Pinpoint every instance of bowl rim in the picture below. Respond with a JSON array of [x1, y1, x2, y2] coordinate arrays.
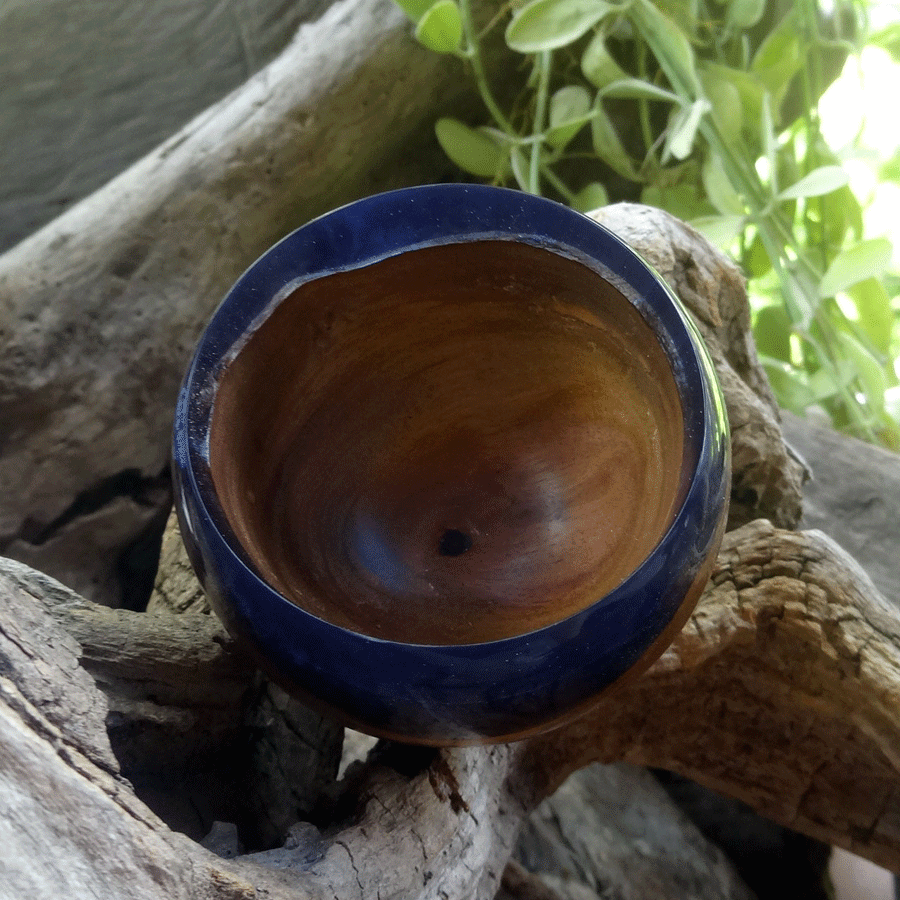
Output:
[[174, 182, 727, 651]]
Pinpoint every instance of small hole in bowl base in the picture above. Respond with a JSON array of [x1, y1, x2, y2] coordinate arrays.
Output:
[[438, 529, 472, 557]]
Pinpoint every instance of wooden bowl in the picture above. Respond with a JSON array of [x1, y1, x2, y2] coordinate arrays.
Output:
[[173, 185, 730, 744]]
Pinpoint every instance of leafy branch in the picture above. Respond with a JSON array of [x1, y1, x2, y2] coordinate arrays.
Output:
[[394, 0, 900, 448]]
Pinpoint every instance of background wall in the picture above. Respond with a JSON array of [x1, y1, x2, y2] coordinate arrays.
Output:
[[0, 0, 333, 252]]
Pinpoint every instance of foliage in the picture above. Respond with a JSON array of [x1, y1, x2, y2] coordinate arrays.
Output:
[[393, 0, 900, 449]]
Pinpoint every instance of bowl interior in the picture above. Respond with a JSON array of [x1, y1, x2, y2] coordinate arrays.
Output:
[[208, 239, 686, 645]]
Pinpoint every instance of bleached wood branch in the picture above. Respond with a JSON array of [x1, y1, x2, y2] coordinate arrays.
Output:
[[3, 515, 898, 900]]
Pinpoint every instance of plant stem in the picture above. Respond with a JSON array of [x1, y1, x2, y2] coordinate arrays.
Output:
[[636, 42, 657, 172], [540, 164, 576, 203], [458, 0, 513, 133], [802, 0, 838, 280], [530, 50, 552, 195]]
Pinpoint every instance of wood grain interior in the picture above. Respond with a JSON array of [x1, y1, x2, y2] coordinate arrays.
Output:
[[209, 240, 685, 644]]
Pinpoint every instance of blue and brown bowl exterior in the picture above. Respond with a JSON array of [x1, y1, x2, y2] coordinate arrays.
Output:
[[172, 184, 730, 745]]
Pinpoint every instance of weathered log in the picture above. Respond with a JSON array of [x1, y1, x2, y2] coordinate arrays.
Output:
[[3, 513, 898, 899], [0, 565, 524, 898], [782, 409, 900, 610], [521, 521, 900, 871], [588, 206, 804, 531], [150, 512, 212, 614], [6, 558, 343, 847], [0, 0, 480, 602], [510, 763, 756, 900]]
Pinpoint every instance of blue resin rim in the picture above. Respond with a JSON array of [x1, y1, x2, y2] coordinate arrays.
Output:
[[173, 184, 730, 741]]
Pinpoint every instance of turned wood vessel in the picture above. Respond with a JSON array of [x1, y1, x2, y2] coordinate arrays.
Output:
[[173, 185, 730, 744], [211, 240, 685, 645]]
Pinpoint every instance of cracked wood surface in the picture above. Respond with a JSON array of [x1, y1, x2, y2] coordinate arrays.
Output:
[[7, 559, 344, 849], [520, 521, 900, 871], [1, 561, 524, 899], [2, 515, 898, 899]]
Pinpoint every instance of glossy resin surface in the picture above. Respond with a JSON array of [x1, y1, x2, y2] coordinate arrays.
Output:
[[173, 184, 730, 744]]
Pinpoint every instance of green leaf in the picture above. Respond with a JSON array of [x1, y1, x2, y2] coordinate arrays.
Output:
[[836, 330, 888, 415], [393, 0, 436, 22], [550, 85, 592, 123], [505, 0, 614, 53], [509, 147, 529, 191], [784, 267, 818, 329], [807, 360, 855, 402], [629, 0, 702, 98], [663, 98, 710, 161], [598, 78, 678, 102], [760, 92, 777, 190], [760, 358, 815, 414], [819, 238, 895, 298], [699, 70, 742, 144], [641, 183, 714, 222], [415, 0, 462, 53], [885, 389, 900, 434], [745, 231, 772, 278], [435, 118, 505, 178], [822, 185, 865, 249], [572, 182, 609, 212], [753, 304, 793, 362], [847, 277, 895, 353], [591, 99, 638, 180], [778, 165, 849, 201], [546, 85, 592, 148], [751, 11, 802, 112], [725, 0, 765, 30], [581, 30, 627, 88], [877, 408, 900, 453], [870, 22, 900, 63], [879, 149, 900, 183], [700, 62, 764, 134], [702, 154, 744, 215], [691, 214, 744, 248]]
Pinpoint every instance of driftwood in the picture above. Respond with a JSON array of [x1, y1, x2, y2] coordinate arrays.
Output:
[[3, 515, 899, 898], [782, 409, 900, 609], [1, 0, 899, 896], [0, 0, 480, 603], [3, 197, 899, 894], [508, 763, 757, 900]]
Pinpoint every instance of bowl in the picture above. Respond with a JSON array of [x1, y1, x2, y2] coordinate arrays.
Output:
[[172, 184, 730, 745]]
